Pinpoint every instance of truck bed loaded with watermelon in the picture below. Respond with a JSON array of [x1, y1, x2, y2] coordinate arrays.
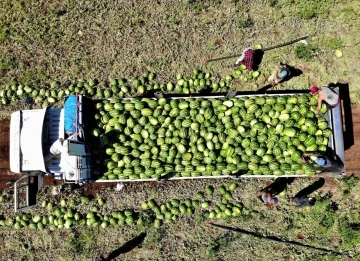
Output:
[[9, 87, 345, 211]]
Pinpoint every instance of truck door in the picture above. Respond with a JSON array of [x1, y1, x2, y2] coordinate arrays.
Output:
[[13, 172, 43, 212]]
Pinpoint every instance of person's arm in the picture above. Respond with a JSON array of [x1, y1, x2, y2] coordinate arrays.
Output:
[[235, 56, 244, 65], [304, 152, 323, 157], [304, 160, 322, 170], [235, 48, 253, 65], [316, 93, 326, 111], [299, 157, 322, 171]]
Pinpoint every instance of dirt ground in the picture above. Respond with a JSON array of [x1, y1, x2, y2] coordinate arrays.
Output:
[[344, 105, 360, 173], [0, 105, 359, 191]]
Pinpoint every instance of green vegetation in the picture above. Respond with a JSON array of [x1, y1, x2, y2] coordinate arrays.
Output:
[[294, 44, 314, 61], [296, 3, 316, 20], [325, 37, 344, 50], [342, 175, 359, 191], [237, 16, 253, 28], [339, 223, 360, 248]]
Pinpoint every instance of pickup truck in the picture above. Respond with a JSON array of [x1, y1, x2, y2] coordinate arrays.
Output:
[[9, 91, 345, 211]]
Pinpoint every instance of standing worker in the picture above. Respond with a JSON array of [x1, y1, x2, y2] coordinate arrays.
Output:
[[264, 62, 291, 86], [309, 85, 340, 111], [299, 152, 344, 176], [235, 47, 256, 71]]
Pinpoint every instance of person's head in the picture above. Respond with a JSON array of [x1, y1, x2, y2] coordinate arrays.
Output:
[[278, 69, 288, 79], [308, 198, 316, 206], [314, 157, 327, 166], [310, 86, 320, 95]]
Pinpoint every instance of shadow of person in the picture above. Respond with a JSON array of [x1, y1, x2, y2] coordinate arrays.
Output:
[[281, 63, 303, 83], [97, 232, 147, 261], [260, 177, 291, 196], [326, 147, 345, 168], [256, 84, 273, 94], [157, 171, 177, 181], [253, 49, 264, 71], [293, 178, 325, 199], [256, 64, 303, 94]]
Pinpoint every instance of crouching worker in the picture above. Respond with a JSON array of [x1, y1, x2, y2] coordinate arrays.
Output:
[[256, 178, 289, 207], [264, 63, 291, 87], [258, 191, 279, 207], [299, 152, 344, 176], [235, 47, 256, 71], [310, 85, 340, 112]]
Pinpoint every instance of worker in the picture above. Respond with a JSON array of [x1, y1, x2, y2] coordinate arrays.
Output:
[[235, 47, 255, 71], [264, 63, 291, 86], [309, 85, 340, 111], [291, 196, 316, 208], [299, 152, 344, 175], [257, 178, 289, 207], [259, 191, 279, 207]]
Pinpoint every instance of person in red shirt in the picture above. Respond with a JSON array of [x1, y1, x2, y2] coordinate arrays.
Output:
[[235, 47, 255, 71]]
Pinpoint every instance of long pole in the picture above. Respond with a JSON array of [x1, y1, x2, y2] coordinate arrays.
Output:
[[207, 222, 347, 257], [205, 35, 313, 63]]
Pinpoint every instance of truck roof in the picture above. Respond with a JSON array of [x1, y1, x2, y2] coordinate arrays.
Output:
[[10, 109, 48, 174]]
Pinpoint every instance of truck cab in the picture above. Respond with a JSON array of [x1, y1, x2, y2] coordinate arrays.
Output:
[[10, 95, 93, 211]]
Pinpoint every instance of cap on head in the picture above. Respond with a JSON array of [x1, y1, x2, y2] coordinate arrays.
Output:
[[315, 157, 326, 166], [279, 69, 288, 78], [310, 86, 319, 94]]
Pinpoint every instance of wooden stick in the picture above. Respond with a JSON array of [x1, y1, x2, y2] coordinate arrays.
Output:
[[205, 35, 313, 63]]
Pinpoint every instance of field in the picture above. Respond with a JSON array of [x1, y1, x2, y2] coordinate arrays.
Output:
[[1, 0, 360, 260]]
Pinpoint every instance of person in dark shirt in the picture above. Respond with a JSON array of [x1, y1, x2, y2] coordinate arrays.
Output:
[[299, 152, 344, 176], [291, 196, 316, 208], [235, 47, 255, 71]]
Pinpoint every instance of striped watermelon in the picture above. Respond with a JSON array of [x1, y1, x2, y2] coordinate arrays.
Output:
[[124, 103, 135, 111], [283, 128, 297, 137], [304, 136, 316, 147]]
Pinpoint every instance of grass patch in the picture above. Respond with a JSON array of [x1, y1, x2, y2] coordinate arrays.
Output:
[[339, 223, 360, 248], [325, 37, 344, 49], [0, 57, 12, 77], [342, 175, 359, 191], [295, 0, 337, 19], [294, 44, 315, 61], [296, 3, 316, 19], [341, 175, 359, 199], [66, 230, 97, 259], [237, 16, 253, 28]]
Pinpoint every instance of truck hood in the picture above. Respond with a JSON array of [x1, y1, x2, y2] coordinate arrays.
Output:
[[10, 109, 47, 174]]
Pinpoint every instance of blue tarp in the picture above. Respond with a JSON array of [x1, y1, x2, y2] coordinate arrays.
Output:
[[64, 96, 77, 134]]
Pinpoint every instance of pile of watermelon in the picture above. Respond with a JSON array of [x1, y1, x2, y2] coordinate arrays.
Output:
[[0, 183, 246, 230], [94, 93, 331, 180], [0, 66, 259, 108]]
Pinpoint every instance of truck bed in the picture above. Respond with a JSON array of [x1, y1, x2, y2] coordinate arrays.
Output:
[[95, 92, 345, 183]]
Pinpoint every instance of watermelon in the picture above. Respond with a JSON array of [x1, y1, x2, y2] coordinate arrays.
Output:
[[283, 128, 297, 137]]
